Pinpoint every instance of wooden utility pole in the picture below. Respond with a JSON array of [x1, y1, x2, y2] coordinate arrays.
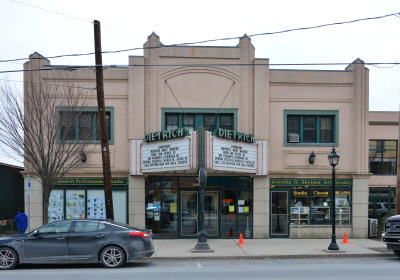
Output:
[[397, 108, 400, 215], [94, 20, 114, 220]]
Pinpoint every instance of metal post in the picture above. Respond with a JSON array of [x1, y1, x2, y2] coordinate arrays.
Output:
[[195, 168, 210, 250], [328, 165, 339, 250]]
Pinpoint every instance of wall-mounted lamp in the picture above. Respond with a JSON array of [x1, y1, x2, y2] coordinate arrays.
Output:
[[309, 151, 316, 165], [80, 151, 87, 163]]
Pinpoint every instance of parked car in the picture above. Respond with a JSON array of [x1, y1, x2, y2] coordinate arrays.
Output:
[[0, 219, 154, 270], [382, 214, 400, 257]]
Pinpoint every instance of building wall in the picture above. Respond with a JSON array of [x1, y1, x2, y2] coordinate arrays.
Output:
[[23, 34, 373, 238]]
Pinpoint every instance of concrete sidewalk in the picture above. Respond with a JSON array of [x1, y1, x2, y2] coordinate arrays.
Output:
[[151, 238, 393, 260]]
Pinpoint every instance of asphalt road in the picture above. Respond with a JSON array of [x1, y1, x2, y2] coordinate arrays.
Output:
[[2, 256, 400, 280]]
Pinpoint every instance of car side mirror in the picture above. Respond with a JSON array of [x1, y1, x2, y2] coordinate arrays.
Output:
[[31, 230, 39, 238]]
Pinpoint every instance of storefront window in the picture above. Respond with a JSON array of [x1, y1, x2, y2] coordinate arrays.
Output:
[[290, 189, 310, 225], [310, 188, 330, 225]]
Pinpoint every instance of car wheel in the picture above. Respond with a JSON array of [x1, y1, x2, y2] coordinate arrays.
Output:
[[100, 246, 126, 268], [393, 250, 400, 257], [0, 247, 18, 270]]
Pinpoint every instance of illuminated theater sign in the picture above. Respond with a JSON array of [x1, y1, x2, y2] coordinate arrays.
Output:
[[130, 128, 267, 175]]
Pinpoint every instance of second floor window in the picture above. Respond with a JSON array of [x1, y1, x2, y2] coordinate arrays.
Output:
[[369, 140, 397, 175], [165, 113, 234, 133], [58, 108, 113, 143], [285, 110, 337, 145]]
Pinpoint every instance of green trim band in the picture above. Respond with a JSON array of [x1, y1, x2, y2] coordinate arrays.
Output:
[[55, 177, 128, 186], [270, 178, 352, 187]]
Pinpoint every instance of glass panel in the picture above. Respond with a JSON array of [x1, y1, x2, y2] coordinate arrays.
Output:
[[73, 221, 100, 233], [303, 117, 316, 143], [310, 188, 330, 224], [59, 111, 76, 140], [66, 190, 85, 219], [237, 190, 253, 238], [166, 114, 179, 131], [48, 190, 64, 221], [95, 112, 111, 141], [336, 187, 351, 225], [221, 189, 236, 238], [271, 191, 288, 236], [183, 115, 195, 134], [204, 115, 217, 132], [87, 190, 106, 220], [320, 117, 333, 143], [160, 188, 178, 238], [112, 191, 127, 224], [181, 191, 198, 236], [220, 115, 233, 130], [287, 116, 300, 134], [38, 221, 72, 235], [290, 189, 310, 225], [369, 140, 397, 175], [204, 191, 218, 236], [79, 112, 94, 140]]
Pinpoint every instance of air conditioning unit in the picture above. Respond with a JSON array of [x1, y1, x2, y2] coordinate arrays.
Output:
[[288, 134, 300, 143], [368, 218, 378, 238]]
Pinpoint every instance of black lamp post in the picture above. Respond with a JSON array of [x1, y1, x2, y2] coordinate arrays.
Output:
[[328, 146, 340, 251], [194, 167, 210, 250]]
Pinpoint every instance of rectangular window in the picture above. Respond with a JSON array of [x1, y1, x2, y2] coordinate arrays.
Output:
[[369, 140, 397, 175], [183, 115, 195, 134], [166, 114, 179, 131], [58, 108, 113, 143], [204, 115, 217, 132], [285, 111, 337, 145]]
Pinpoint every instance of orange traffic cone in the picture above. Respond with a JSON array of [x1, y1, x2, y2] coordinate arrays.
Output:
[[238, 233, 244, 245], [342, 232, 348, 243]]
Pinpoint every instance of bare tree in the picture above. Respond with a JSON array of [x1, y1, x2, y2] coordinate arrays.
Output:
[[0, 75, 96, 223]]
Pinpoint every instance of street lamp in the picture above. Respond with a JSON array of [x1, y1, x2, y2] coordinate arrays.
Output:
[[328, 146, 340, 251]]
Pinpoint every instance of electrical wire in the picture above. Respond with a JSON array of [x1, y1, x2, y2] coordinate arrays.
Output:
[[0, 78, 97, 91], [9, 0, 93, 24], [0, 12, 398, 63]]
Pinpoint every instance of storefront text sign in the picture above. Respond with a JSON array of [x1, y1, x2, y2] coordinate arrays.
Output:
[[141, 138, 191, 172], [212, 138, 257, 173], [270, 178, 352, 187]]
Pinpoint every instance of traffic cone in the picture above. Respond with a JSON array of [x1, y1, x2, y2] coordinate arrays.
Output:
[[342, 232, 348, 243], [238, 233, 244, 245]]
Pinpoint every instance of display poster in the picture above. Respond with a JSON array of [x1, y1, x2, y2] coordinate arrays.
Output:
[[238, 200, 245, 206], [48, 190, 64, 221], [229, 205, 235, 213], [239, 207, 244, 213], [153, 201, 161, 211], [170, 203, 177, 213], [244, 206, 249, 213], [87, 197, 106, 219], [66, 190, 85, 219]]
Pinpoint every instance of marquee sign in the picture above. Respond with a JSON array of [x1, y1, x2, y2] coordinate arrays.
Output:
[[130, 129, 267, 175]]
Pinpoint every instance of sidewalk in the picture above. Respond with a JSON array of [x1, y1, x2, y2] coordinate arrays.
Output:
[[151, 238, 393, 260]]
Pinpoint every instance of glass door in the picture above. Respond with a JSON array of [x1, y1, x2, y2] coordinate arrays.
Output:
[[270, 191, 289, 238], [204, 191, 218, 236], [181, 191, 198, 236]]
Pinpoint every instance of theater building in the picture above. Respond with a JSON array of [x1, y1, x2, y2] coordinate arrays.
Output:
[[24, 33, 376, 238]]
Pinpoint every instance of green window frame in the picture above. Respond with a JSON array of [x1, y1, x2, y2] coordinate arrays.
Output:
[[369, 140, 397, 176], [56, 107, 114, 144], [162, 108, 238, 133], [284, 110, 339, 146]]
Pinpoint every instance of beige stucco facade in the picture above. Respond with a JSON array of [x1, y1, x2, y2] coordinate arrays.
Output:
[[23, 33, 393, 239]]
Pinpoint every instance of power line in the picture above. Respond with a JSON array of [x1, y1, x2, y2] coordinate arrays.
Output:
[[0, 78, 97, 91], [9, 0, 92, 24], [1, 61, 399, 74], [1, 12, 398, 64]]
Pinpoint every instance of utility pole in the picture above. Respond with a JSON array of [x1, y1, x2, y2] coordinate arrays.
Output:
[[397, 107, 400, 215], [94, 20, 114, 220]]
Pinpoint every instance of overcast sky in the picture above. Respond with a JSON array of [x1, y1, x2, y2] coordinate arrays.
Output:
[[1, 0, 399, 166]]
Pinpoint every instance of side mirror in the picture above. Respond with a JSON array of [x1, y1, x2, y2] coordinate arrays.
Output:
[[31, 230, 39, 238]]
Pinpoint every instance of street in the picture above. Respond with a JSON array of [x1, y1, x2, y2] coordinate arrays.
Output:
[[2, 256, 400, 280]]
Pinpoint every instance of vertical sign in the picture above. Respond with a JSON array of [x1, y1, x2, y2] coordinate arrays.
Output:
[[27, 175, 31, 231]]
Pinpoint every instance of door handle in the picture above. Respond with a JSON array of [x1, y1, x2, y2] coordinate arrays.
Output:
[[96, 234, 104, 238], [57, 237, 65, 240]]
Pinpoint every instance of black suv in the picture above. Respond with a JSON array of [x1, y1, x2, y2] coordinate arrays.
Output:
[[382, 215, 400, 257]]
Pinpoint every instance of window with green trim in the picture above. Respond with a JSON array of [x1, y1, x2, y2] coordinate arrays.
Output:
[[369, 140, 397, 175], [165, 113, 234, 133], [58, 108, 113, 143], [285, 111, 337, 145]]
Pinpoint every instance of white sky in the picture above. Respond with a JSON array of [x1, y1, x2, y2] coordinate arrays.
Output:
[[1, 0, 399, 166]]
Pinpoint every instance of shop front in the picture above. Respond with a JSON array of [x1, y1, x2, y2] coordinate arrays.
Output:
[[144, 176, 253, 238], [269, 178, 352, 238], [48, 177, 128, 224]]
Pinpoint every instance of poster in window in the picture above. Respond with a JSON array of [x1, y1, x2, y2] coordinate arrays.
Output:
[[48, 190, 64, 221], [66, 190, 85, 219]]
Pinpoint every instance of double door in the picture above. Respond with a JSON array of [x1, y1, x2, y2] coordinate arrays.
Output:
[[181, 191, 218, 237]]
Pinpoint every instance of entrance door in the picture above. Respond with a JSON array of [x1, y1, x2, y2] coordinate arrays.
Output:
[[204, 191, 218, 236], [181, 191, 198, 236], [270, 191, 289, 238]]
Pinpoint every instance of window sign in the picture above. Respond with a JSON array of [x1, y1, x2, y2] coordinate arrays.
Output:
[[87, 190, 106, 220], [48, 190, 64, 221], [66, 190, 85, 219]]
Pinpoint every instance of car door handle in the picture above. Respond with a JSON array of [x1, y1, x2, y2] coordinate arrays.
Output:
[[57, 237, 65, 240], [96, 234, 104, 238]]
